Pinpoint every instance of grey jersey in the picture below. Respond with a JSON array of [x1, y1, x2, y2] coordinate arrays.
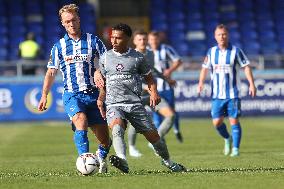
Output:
[[99, 48, 151, 105]]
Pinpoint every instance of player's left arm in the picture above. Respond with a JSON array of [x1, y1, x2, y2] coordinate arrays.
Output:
[[144, 73, 161, 107], [164, 45, 182, 77], [237, 48, 256, 97], [152, 67, 177, 87], [244, 65, 256, 97], [164, 59, 182, 77]]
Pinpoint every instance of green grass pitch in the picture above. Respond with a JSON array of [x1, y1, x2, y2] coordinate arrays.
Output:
[[0, 117, 283, 189]]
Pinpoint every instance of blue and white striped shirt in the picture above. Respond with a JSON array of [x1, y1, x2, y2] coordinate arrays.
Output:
[[202, 44, 250, 99], [149, 44, 181, 92], [47, 33, 106, 93]]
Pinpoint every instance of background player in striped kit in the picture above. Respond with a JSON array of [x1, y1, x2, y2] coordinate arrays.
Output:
[[147, 31, 184, 143], [198, 24, 256, 157], [37, 4, 111, 173], [127, 30, 177, 157], [96, 23, 187, 173]]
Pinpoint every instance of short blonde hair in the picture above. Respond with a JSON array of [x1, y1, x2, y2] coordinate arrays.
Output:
[[59, 4, 79, 20], [215, 24, 228, 32]]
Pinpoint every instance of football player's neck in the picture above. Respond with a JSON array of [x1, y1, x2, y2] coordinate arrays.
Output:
[[116, 46, 129, 54], [135, 47, 146, 53], [69, 31, 81, 41], [218, 43, 228, 51]]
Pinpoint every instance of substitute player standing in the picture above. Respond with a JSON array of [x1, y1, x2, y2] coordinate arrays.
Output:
[[198, 24, 256, 157], [127, 30, 177, 157], [37, 4, 111, 173], [96, 23, 187, 173], [148, 31, 184, 143]]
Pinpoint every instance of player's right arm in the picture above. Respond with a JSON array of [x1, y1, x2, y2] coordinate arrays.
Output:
[[38, 68, 57, 111], [38, 45, 59, 111], [198, 67, 208, 94], [152, 67, 176, 87], [244, 65, 256, 97], [144, 73, 161, 107], [198, 54, 210, 94]]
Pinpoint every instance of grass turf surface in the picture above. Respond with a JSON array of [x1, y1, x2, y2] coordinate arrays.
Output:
[[0, 117, 283, 189]]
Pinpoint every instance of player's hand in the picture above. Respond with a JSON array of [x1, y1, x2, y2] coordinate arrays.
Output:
[[38, 95, 47, 111], [97, 99, 106, 120], [167, 78, 177, 87], [150, 92, 161, 108], [94, 70, 105, 89], [249, 84, 257, 97], [197, 83, 203, 96], [163, 69, 172, 78]]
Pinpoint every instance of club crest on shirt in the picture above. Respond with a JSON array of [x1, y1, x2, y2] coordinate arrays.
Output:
[[116, 64, 124, 72]]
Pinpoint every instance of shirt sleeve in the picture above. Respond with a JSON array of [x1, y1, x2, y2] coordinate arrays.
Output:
[[47, 45, 59, 69], [236, 48, 250, 67], [165, 45, 181, 62], [99, 52, 107, 77], [92, 35, 107, 58]]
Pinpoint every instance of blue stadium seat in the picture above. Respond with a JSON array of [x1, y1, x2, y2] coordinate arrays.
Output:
[[150, 11, 167, 22], [150, 0, 167, 11], [260, 42, 279, 55], [186, 21, 203, 30], [167, 32, 186, 43], [0, 36, 8, 46], [25, 0, 42, 14], [186, 12, 202, 20], [0, 25, 7, 35], [148, 0, 284, 57], [170, 21, 186, 31], [186, 40, 207, 54], [151, 21, 168, 31], [167, 0, 185, 11], [0, 48, 8, 61], [27, 23, 43, 35], [243, 41, 260, 55], [167, 11, 185, 22], [172, 41, 190, 56], [237, 0, 253, 9]]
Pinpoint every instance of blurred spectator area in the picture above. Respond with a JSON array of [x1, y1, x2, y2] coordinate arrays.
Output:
[[0, 0, 96, 62], [150, 0, 284, 68], [0, 0, 284, 76]]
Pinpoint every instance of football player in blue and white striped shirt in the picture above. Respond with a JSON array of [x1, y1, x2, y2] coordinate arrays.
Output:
[[148, 31, 183, 143], [37, 4, 111, 173], [198, 24, 256, 157]]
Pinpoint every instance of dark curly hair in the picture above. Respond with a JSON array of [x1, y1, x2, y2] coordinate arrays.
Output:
[[112, 23, 132, 37]]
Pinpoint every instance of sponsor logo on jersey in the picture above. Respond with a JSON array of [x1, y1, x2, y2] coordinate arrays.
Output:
[[109, 74, 132, 80], [116, 64, 124, 71], [64, 54, 90, 63]]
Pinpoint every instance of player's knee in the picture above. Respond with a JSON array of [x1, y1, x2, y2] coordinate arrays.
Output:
[[213, 118, 224, 127], [229, 118, 239, 125], [72, 114, 88, 130], [112, 124, 125, 138]]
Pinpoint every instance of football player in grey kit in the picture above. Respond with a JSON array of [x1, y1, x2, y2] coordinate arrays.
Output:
[[96, 23, 187, 173]]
